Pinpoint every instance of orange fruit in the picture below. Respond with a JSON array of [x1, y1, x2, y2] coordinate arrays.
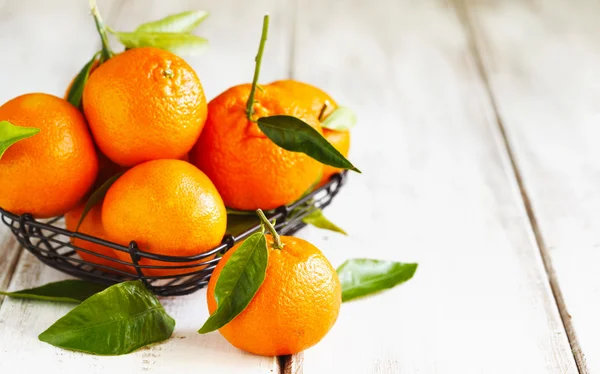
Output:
[[190, 83, 323, 210], [83, 47, 207, 167], [320, 129, 350, 185], [0, 93, 98, 218], [270, 80, 337, 119], [207, 235, 342, 356], [102, 159, 227, 277], [270, 80, 351, 185], [65, 203, 134, 275]]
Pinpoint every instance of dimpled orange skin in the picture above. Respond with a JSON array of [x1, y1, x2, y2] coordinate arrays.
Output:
[[190, 83, 323, 210], [269, 80, 351, 185], [102, 159, 227, 277], [0, 93, 98, 218], [83, 47, 207, 167], [207, 235, 342, 356], [65, 203, 134, 275]]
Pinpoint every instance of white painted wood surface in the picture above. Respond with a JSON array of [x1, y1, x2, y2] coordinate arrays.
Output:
[[0, 0, 595, 373], [465, 0, 600, 372], [291, 0, 577, 373]]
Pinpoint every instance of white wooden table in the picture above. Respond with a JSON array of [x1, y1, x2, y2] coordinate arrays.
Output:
[[0, 0, 598, 373]]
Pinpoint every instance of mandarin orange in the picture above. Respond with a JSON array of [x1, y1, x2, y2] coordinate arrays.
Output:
[[83, 47, 207, 167], [102, 159, 226, 276], [65, 203, 134, 274], [190, 83, 323, 210], [269, 80, 351, 186], [207, 234, 341, 356], [0, 93, 98, 218]]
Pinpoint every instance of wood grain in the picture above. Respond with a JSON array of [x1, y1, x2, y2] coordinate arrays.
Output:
[[0, 226, 22, 307], [463, 0, 600, 372], [289, 0, 578, 372]]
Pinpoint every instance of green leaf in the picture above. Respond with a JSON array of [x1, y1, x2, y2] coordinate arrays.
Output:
[[302, 209, 347, 235], [337, 259, 418, 302], [198, 232, 268, 333], [257, 115, 361, 173], [0, 280, 107, 303], [0, 121, 40, 159], [112, 31, 208, 56], [66, 52, 100, 109], [39, 280, 175, 355], [321, 106, 357, 131], [135, 10, 209, 33], [76, 172, 123, 231]]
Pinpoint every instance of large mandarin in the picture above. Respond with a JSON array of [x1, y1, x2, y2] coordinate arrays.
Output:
[[83, 47, 207, 167], [102, 159, 227, 277], [190, 83, 323, 210]]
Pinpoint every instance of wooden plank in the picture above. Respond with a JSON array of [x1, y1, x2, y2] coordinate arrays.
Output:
[[463, 0, 600, 372], [0, 226, 22, 306], [0, 0, 290, 372], [289, 0, 579, 372]]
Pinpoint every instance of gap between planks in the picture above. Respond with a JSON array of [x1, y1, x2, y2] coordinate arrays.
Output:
[[277, 0, 303, 371], [452, 1, 589, 373]]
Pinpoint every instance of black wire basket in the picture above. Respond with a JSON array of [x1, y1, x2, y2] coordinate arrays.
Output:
[[0, 172, 347, 296]]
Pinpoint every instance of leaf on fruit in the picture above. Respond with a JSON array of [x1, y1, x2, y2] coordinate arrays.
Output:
[[337, 259, 418, 302], [302, 209, 347, 235], [198, 232, 268, 334], [321, 106, 357, 131], [257, 115, 361, 173], [0, 121, 40, 159], [76, 172, 123, 231], [135, 10, 209, 33], [112, 31, 208, 56], [66, 52, 100, 109], [39, 280, 175, 355], [0, 280, 107, 303]]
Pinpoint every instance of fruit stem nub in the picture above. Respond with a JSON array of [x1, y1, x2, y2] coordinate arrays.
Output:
[[318, 102, 329, 121], [89, 0, 114, 62], [256, 209, 283, 250], [246, 14, 270, 122]]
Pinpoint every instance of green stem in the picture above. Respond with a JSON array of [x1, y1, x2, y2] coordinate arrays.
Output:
[[246, 15, 270, 121], [256, 209, 283, 250], [89, 0, 114, 62]]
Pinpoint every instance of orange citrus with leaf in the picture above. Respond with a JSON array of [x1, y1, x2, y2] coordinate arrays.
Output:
[[65, 203, 134, 274], [102, 159, 226, 276], [270, 80, 351, 185], [0, 93, 98, 218], [206, 225, 341, 356], [191, 83, 323, 210], [83, 47, 207, 167]]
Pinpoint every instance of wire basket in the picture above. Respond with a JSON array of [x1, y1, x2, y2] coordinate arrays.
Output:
[[0, 172, 347, 296]]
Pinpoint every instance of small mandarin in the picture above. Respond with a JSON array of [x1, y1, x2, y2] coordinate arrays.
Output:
[[65, 203, 134, 275], [270, 80, 351, 185], [0, 93, 98, 218]]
